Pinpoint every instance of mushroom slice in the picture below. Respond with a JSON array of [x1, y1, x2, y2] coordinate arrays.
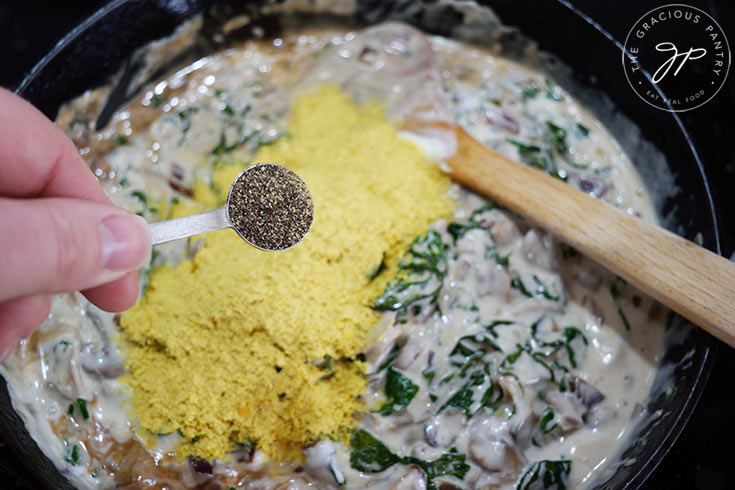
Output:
[[468, 416, 526, 475]]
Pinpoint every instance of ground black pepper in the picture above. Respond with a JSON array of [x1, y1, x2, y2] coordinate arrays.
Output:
[[227, 163, 313, 251]]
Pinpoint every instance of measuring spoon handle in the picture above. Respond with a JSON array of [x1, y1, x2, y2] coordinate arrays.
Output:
[[149, 207, 230, 245]]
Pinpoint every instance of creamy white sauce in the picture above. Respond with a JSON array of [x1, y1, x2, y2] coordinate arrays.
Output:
[[0, 21, 668, 490]]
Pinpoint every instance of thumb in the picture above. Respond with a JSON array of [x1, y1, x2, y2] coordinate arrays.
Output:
[[0, 197, 151, 302]]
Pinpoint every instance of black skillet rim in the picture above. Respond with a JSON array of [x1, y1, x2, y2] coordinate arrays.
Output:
[[5, 0, 722, 489]]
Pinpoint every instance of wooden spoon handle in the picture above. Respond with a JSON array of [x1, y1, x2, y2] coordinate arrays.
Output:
[[448, 127, 735, 346]]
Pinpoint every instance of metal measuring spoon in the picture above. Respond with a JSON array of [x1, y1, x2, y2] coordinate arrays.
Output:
[[149, 163, 313, 251]]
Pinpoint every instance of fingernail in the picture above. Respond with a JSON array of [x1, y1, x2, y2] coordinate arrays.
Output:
[[99, 214, 152, 271]]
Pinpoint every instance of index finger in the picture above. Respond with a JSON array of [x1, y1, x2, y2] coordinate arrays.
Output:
[[0, 88, 139, 311], [0, 88, 109, 203]]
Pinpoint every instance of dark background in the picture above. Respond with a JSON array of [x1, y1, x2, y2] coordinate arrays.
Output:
[[0, 1, 732, 488]]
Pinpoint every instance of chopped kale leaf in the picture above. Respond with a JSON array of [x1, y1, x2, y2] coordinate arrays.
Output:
[[349, 430, 470, 490], [75, 398, 90, 420], [506, 138, 567, 181], [539, 406, 558, 434], [373, 231, 447, 321], [367, 256, 387, 281], [376, 367, 419, 415], [576, 123, 590, 137], [545, 122, 568, 153], [516, 459, 571, 490], [64, 444, 80, 465], [349, 430, 401, 473]]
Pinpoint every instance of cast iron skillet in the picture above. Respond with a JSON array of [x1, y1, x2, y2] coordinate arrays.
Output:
[[1, 0, 722, 488]]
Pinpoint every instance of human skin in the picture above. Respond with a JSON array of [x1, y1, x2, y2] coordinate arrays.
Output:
[[0, 88, 151, 361]]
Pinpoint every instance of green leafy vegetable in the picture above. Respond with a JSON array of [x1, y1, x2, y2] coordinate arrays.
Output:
[[560, 327, 587, 369], [447, 204, 497, 241], [260, 112, 284, 123], [447, 205, 510, 268], [76, 398, 90, 420], [501, 316, 586, 387], [508, 118, 584, 178], [422, 367, 436, 384], [511, 276, 559, 301], [440, 382, 476, 416], [55, 340, 71, 353], [666, 386, 678, 400], [610, 276, 625, 300], [177, 106, 200, 140], [545, 79, 564, 101], [141, 249, 161, 296], [610, 276, 632, 331], [489, 249, 511, 267], [617, 306, 631, 331], [210, 128, 261, 155], [539, 406, 558, 434], [533, 275, 560, 301], [409, 448, 470, 488], [367, 256, 387, 281], [576, 123, 590, 137], [439, 334, 505, 417], [313, 354, 335, 378], [486, 319, 515, 337], [453, 332, 502, 356], [440, 370, 501, 417], [329, 458, 346, 486], [376, 367, 418, 415], [507, 139, 542, 156], [373, 231, 446, 321], [506, 139, 567, 181], [65, 444, 80, 465], [131, 190, 148, 206], [516, 80, 542, 99], [314, 354, 364, 381], [516, 460, 571, 490], [349, 430, 402, 473], [545, 122, 568, 153], [528, 317, 588, 374], [501, 344, 525, 369], [234, 438, 256, 452], [371, 341, 404, 374], [349, 430, 470, 490], [114, 134, 129, 145]]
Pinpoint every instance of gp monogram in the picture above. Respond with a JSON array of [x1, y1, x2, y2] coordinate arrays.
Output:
[[622, 4, 730, 112]]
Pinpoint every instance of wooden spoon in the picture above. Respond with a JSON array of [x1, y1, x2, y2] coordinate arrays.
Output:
[[308, 23, 735, 346], [448, 126, 735, 347]]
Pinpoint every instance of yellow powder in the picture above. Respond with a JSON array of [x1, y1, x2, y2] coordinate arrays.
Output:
[[119, 86, 453, 462]]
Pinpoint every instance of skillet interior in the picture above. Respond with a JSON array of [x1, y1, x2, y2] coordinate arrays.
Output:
[[3, 1, 721, 488]]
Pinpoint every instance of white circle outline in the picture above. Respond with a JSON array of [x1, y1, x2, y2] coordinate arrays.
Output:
[[621, 3, 731, 113]]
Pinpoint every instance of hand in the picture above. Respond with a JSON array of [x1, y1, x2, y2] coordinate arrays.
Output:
[[0, 88, 151, 361]]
